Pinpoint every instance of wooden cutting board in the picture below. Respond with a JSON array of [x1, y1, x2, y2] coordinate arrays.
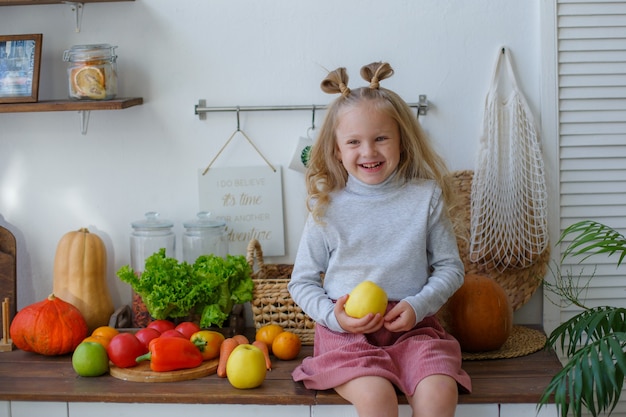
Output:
[[109, 358, 219, 383], [0, 226, 16, 322]]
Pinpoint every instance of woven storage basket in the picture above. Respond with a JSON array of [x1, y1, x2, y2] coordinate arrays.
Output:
[[448, 170, 550, 311], [246, 239, 315, 345]]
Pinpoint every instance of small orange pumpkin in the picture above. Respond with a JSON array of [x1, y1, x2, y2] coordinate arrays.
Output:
[[443, 273, 513, 352], [9, 293, 88, 356]]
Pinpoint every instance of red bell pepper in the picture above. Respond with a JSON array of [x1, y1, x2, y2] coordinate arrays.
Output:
[[136, 336, 203, 372]]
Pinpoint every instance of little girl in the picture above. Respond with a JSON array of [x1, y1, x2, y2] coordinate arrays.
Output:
[[288, 62, 471, 417]]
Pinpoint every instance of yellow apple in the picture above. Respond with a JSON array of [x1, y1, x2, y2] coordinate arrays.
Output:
[[226, 344, 267, 389], [344, 280, 388, 318]]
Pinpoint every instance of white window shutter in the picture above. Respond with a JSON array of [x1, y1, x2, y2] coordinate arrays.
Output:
[[556, 1, 626, 413]]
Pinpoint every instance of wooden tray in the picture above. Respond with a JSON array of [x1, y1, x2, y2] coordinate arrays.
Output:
[[109, 358, 219, 383]]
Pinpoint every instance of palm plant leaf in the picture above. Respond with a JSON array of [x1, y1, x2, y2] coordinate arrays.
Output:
[[540, 220, 626, 417], [546, 307, 626, 356], [539, 331, 626, 417], [559, 220, 626, 266]]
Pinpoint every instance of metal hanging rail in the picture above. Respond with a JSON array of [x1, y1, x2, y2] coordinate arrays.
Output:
[[194, 95, 430, 120]]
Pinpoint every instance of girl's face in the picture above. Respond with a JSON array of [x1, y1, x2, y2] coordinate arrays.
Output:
[[335, 102, 401, 185]]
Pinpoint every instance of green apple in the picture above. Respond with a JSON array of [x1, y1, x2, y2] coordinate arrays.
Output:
[[72, 341, 109, 377], [344, 280, 388, 318], [226, 344, 267, 389]]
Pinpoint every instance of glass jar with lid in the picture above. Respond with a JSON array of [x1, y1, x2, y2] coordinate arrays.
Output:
[[130, 211, 175, 327], [62, 44, 118, 100], [130, 211, 175, 272], [183, 212, 228, 263]]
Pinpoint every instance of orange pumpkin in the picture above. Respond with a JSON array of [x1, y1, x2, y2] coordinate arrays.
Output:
[[443, 273, 513, 352], [9, 293, 88, 355]]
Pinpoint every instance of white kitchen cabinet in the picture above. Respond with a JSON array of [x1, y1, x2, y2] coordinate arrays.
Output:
[[9, 401, 67, 417], [5, 401, 556, 417]]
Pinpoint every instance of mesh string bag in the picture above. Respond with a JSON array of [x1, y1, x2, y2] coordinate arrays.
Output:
[[470, 47, 548, 271]]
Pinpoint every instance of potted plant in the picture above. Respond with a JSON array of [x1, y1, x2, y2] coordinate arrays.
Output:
[[538, 220, 626, 417]]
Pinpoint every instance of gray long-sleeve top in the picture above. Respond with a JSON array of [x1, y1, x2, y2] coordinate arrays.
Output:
[[288, 174, 464, 333]]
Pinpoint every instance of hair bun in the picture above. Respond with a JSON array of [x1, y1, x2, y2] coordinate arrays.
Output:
[[321, 67, 351, 97], [360, 62, 394, 89]]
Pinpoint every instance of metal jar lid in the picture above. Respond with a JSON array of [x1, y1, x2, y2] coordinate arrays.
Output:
[[63, 44, 117, 63]]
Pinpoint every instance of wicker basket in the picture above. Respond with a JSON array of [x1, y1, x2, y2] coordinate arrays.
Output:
[[246, 239, 315, 345]]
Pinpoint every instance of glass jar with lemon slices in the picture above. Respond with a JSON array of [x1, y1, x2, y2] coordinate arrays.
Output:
[[63, 44, 118, 100]]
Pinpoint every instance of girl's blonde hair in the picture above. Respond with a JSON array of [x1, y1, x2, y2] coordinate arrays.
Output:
[[306, 62, 456, 221]]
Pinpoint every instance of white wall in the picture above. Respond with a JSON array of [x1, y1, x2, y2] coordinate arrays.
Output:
[[0, 0, 544, 323]]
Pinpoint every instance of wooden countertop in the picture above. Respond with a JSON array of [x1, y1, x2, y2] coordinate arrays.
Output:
[[0, 343, 562, 405]]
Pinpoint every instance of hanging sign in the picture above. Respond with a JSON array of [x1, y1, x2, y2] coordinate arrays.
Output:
[[198, 165, 285, 256]]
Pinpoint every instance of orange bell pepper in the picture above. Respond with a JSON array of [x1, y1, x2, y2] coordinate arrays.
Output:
[[136, 336, 203, 372], [190, 330, 225, 361]]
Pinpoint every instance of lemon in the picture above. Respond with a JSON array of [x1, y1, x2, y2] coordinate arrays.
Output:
[[71, 66, 106, 99], [344, 281, 388, 318], [72, 341, 109, 377]]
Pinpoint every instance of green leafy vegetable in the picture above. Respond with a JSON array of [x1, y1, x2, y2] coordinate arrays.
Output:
[[117, 249, 253, 328]]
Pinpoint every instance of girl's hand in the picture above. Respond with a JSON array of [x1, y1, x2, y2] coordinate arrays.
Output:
[[383, 300, 417, 332], [334, 294, 384, 334]]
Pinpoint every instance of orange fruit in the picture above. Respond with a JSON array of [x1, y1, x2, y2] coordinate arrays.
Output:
[[71, 65, 106, 99], [255, 324, 284, 353], [271, 331, 301, 360], [91, 326, 119, 341], [82, 335, 110, 349]]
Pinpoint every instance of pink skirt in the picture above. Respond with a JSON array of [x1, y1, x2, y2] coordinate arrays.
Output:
[[291, 313, 472, 396]]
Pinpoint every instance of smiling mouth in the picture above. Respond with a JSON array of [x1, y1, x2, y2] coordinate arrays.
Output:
[[361, 162, 383, 169]]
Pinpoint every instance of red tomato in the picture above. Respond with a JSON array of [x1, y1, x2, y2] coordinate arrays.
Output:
[[134, 327, 161, 350], [147, 319, 175, 333], [159, 329, 187, 339], [175, 321, 201, 339], [106, 333, 148, 368]]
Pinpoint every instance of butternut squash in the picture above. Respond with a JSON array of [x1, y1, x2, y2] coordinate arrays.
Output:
[[53, 227, 114, 333]]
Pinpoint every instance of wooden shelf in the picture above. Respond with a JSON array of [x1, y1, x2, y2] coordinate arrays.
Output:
[[0, 0, 133, 5], [0, 0, 142, 132], [0, 97, 143, 113], [0, 331, 562, 406]]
